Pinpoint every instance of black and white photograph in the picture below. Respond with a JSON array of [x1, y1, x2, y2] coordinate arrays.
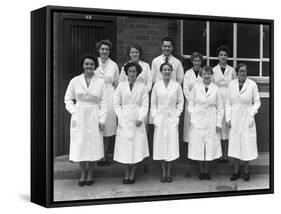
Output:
[[30, 4, 273, 207]]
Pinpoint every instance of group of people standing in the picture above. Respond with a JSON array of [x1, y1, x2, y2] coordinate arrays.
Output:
[[64, 37, 261, 187]]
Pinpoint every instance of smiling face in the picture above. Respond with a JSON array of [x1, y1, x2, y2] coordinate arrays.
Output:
[[237, 65, 247, 82], [202, 68, 212, 85], [161, 41, 173, 57], [129, 47, 140, 62], [161, 64, 172, 81], [99, 44, 110, 60], [218, 50, 228, 65], [192, 56, 202, 71], [127, 65, 138, 83], [82, 58, 95, 74]]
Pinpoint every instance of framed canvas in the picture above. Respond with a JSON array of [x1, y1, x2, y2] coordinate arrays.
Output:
[[31, 5, 274, 207]]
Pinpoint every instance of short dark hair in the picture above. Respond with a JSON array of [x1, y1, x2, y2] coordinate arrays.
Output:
[[235, 63, 248, 74], [160, 62, 173, 73], [96, 39, 112, 51], [190, 52, 203, 63], [216, 45, 230, 56], [161, 36, 174, 46], [202, 65, 213, 75], [127, 43, 143, 59], [124, 61, 142, 77], [79, 54, 99, 69]]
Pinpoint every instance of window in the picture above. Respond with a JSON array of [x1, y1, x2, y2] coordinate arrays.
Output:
[[181, 20, 270, 81]]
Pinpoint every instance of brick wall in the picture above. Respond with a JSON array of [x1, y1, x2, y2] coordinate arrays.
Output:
[[116, 16, 181, 69]]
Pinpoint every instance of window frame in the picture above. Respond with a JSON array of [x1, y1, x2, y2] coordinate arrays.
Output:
[[180, 20, 270, 84]]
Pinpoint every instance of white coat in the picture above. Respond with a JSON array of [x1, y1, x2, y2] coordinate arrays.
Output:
[[183, 68, 202, 142], [225, 78, 261, 161], [113, 81, 149, 164], [212, 64, 236, 140], [119, 60, 153, 93], [151, 54, 184, 84], [188, 82, 223, 161], [151, 80, 184, 161], [64, 74, 107, 162], [95, 57, 119, 137]]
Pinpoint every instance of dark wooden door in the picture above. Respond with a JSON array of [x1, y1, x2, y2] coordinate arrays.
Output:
[[54, 12, 116, 157]]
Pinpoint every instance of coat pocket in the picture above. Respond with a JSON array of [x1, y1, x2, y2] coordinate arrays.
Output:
[[70, 112, 79, 131]]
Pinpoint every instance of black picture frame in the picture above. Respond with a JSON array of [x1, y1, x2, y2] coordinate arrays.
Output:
[[31, 5, 274, 208]]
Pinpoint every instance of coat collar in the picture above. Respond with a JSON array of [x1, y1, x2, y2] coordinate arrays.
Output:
[[216, 64, 231, 77], [190, 68, 202, 80], [162, 54, 175, 63], [199, 82, 215, 97]]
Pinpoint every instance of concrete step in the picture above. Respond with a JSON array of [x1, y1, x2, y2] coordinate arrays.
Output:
[[54, 152, 270, 180]]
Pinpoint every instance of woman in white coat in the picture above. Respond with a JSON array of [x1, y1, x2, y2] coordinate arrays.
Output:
[[188, 65, 223, 180], [183, 52, 203, 143], [95, 39, 119, 166], [118, 44, 153, 173], [212, 45, 237, 163], [64, 55, 107, 186], [226, 63, 261, 181], [119, 44, 152, 93], [151, 62, 184, 183], [113, 62, 149, 184]]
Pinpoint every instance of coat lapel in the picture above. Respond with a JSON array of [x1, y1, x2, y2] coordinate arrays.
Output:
[[239, 78, 250, 95], [206, 83, 215, 97], [79, 74, 88, 90]]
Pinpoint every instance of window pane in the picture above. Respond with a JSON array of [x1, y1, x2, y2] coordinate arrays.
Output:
[[237, 61, 259, 76], [263, 25, 270, 58], [209, 60, 233, 68], [182, 20, 206, 55], [262, 62, 270, 76], [237, 23, 260, 58], [210, 21, 233, 57]]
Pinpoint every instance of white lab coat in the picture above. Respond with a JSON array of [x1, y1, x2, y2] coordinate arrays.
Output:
[[95, 57, 119, 137], [64, 74, 107, 162], [183, 68, 202, 142], [119, 60, 153, 93], [225, 78, 261, 161], [188, 82, 223, 161], [113, 81, 149, 164], [151, 80, 184, 161], [151, 54, 184, 84], [212, 64, 236, 140]]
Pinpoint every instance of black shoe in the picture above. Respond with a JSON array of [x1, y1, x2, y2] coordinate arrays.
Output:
[[85, 180, 94, 186], [103, 160, 110, 166], [160, 176, 166, 183], [204, 173, 211, 180], [230, 172, 240, 181], [199, 173, 205, 180], [97, 160, 104, 166], [123, 179, 129, 184], [244, 173, 250, 181], [166, 176, 173, 183], [78, 181, 86, 186], [128, 178, 135, 184]]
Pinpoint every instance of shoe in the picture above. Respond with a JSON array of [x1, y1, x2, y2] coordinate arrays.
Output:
[[244, 173, 250, 181], [166, 176, 173, 183], [160, 176, 166, 183], [97, 160, 104, 166], [78, 181, 86, 186], [103, 160, 110, 166], [199, 173, 205, 180], [85, 180, 94, 186], [128, 178, 135, 184], [204, 173, 211, 180], [230, 172, 240, 181], [122, 178, 129, 184]]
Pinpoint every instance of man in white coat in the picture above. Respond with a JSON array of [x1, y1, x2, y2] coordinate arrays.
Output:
[[225, 63, 261, 181], [212, 45, 237, 163], [151, 36, 184, 85]]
